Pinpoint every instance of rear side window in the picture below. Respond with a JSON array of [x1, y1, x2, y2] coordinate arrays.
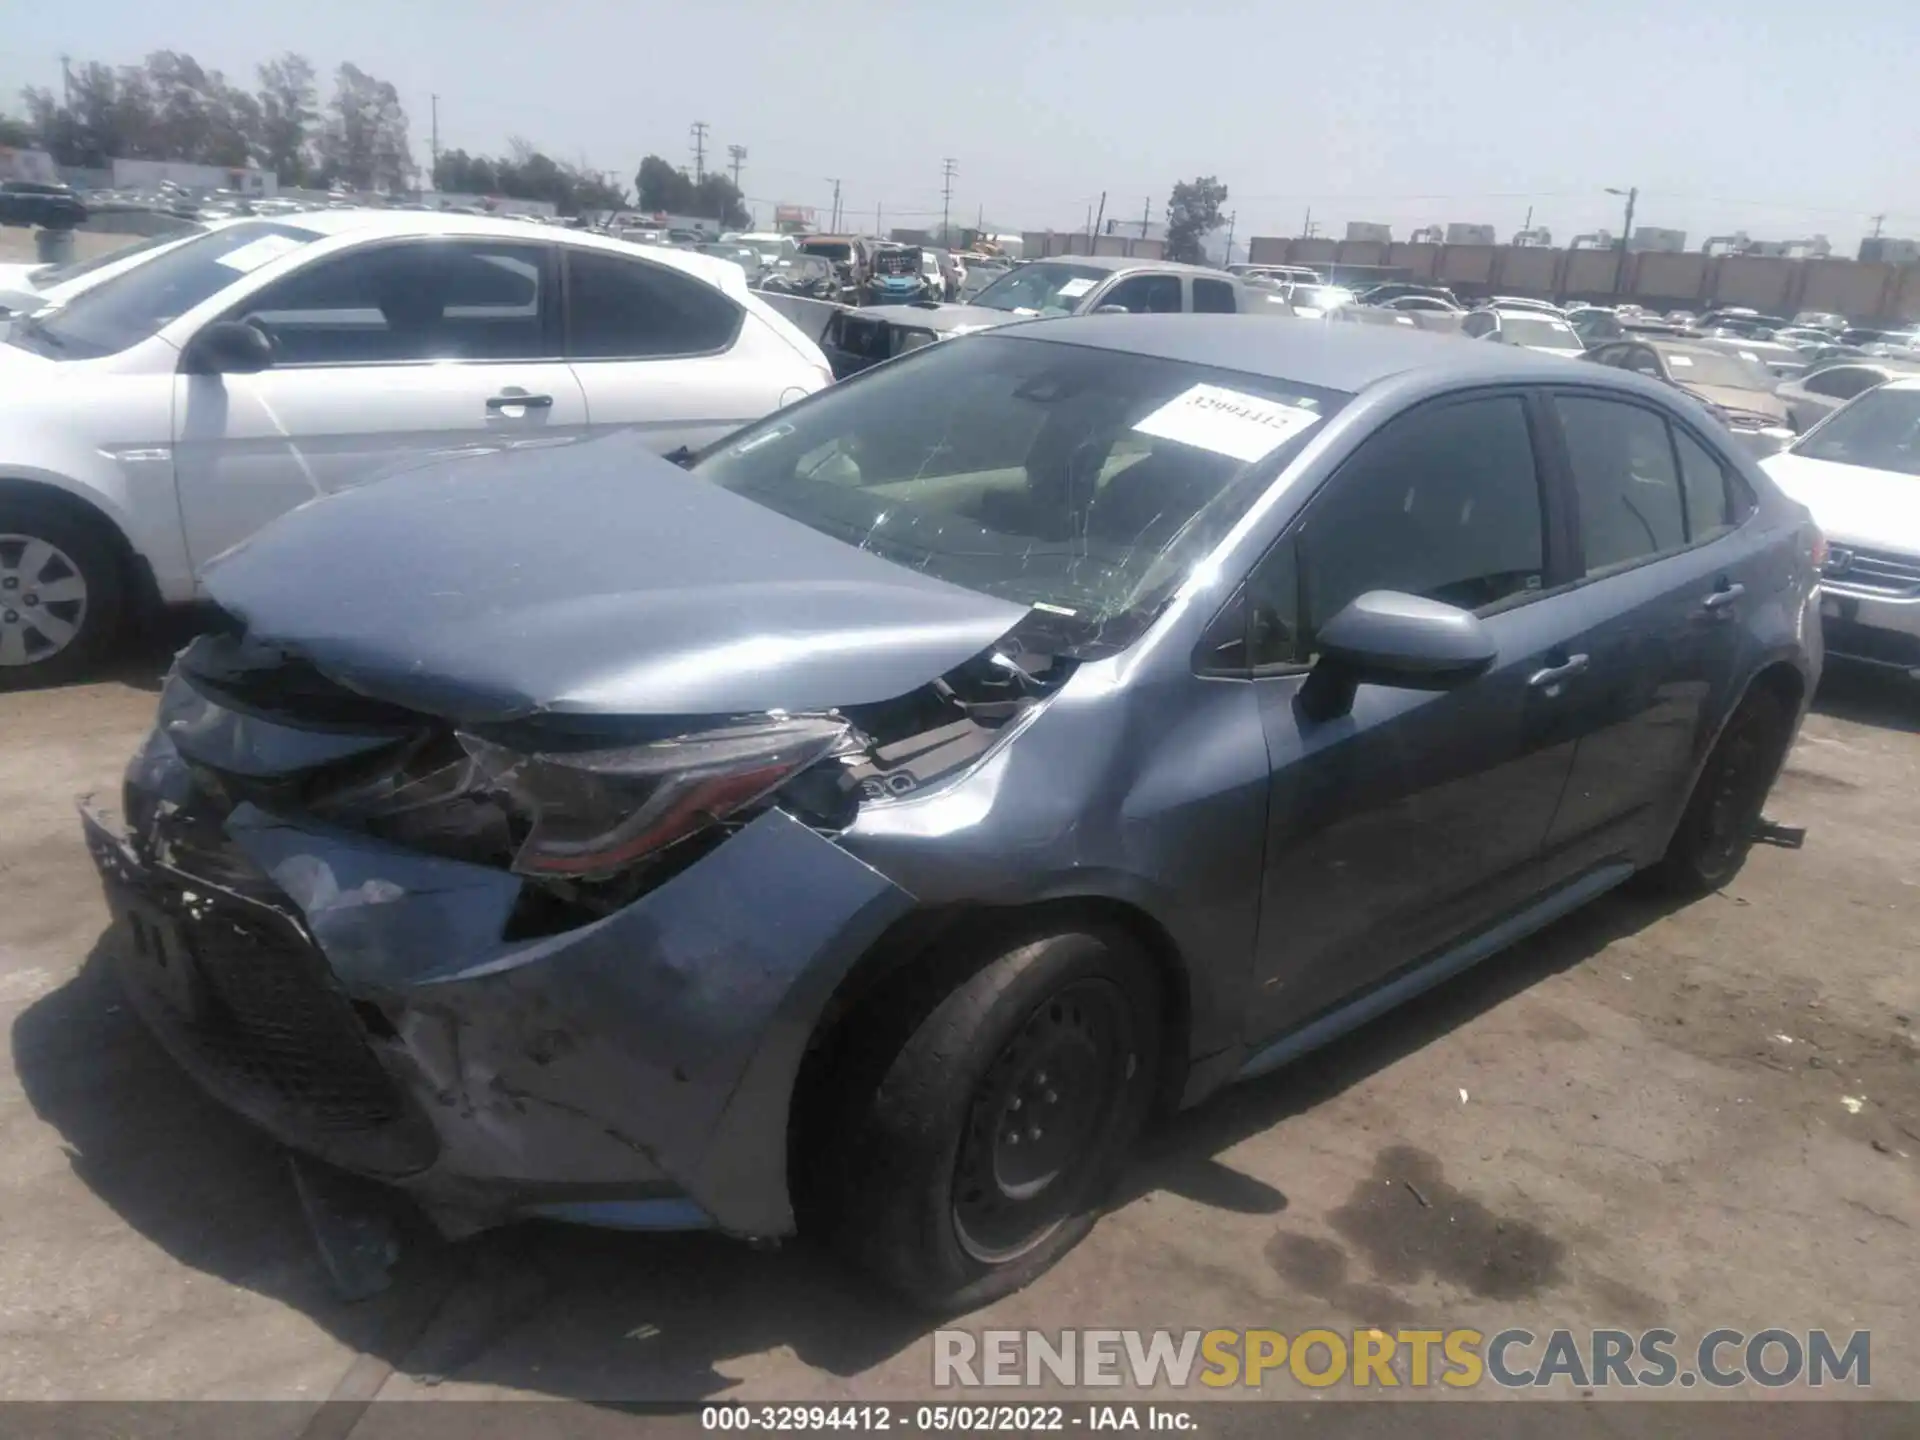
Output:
[[1555, 396, 1686, 574], [1193, 278, 1237, 314], [1676, 429, 1751, 543], [565, 249, 743, 358], [1805, 367, 1879, 401], [1297, 395, 1546, 637]]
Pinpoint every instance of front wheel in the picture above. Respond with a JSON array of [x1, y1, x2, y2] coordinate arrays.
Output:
[[820, 925, 1161, 1312]]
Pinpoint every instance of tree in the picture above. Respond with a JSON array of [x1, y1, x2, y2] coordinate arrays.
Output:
[[633, 152, 748, 226], [254, 53, 318, 186], [1164, 176, 1229, 264], [0, 113, 33, 147], [313, 62, 412, 191], [433, 140, 625, 215]]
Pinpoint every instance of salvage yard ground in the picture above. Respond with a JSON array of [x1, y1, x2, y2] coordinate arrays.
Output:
[[2, 645, 1919, 1416]]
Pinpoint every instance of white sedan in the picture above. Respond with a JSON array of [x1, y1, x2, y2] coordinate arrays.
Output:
[[1760, 376, 1920, 673], [0, 210, 833, 681]]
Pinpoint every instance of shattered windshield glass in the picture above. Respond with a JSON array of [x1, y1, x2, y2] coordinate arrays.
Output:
[[693, 333, 1350, 650]]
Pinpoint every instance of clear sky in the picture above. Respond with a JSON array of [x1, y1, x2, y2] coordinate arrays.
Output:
[[7, 0, 1917, 251]]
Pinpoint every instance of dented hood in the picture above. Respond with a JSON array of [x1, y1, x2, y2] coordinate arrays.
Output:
[[201, 431, 1027, 722]]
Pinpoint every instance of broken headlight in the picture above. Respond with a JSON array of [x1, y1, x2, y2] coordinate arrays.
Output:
[[314, 716, 857, 880]]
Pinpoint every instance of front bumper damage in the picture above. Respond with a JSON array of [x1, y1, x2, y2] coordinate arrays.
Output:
[[83, 725, 913, 1240]]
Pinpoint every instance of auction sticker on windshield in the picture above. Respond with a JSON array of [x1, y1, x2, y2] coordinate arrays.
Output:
[[1057, 277, 1098, 298], [1132, 384, 1322, 463]]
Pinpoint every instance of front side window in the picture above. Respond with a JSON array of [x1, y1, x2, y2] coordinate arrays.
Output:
[[565, 249, 743, 358], [10, 221, 320, 360], [1556, 396, 1686, 574], [693, 334, 1349, 653], [1102, 274, 1184, 314], [235, 240, 552, 365], [1295, 395, 1547, 641]]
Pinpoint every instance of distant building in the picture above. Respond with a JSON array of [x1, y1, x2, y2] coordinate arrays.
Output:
[[1512, 226, 1553, 247], [110, 158, 276, 197], [1860, 237, 1920, 264], [1444, 223, 1495, 246], [0, 146, 59, 184], [1345, 221, 1392, 243], [1104, 217, 1167, 243], [1629, 226, 1687, 253]]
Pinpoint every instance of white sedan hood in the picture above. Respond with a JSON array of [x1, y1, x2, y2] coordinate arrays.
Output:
[[1761, 451, 1920, 555]]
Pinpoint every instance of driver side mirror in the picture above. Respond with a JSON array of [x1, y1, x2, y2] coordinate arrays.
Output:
[[1297, 590, 1497, 722], [1092, 304, 1131, 315], [186, 320, 274, 376]]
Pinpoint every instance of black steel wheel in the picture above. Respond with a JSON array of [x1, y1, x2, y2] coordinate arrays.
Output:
[[813, 923, 1161, 1313]]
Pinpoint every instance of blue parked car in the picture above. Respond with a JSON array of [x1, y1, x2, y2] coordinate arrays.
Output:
[[83, 317, 1822, 1312]]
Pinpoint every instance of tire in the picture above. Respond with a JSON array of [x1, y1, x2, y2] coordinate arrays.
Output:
[[0, 496, 127, 688], [1646, 685, 1795, 895], [817, 924, 1161, 1313]]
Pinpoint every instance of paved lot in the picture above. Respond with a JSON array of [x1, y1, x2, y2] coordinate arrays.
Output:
[[1, 635, 1916, 1418]]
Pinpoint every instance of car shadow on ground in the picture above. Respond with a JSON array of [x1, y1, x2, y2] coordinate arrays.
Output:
[[12, 880, 1690, 1405], [1812, 660, 1917, 734]]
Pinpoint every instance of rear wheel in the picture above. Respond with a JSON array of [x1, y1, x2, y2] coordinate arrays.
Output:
[[1648, 686, 1795, 894], [817, 924, 1160, 1312], [0, 498, 126, 688]]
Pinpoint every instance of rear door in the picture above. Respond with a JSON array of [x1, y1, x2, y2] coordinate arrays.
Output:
[[1242, 390, 1590, 1038], [560, 245, 786, 454], [1532, 390, 1762, 880], [172, 235, 587, 573]]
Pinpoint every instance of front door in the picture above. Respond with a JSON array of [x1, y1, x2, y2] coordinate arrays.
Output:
[[172, 236, 588, 574], [1244, 391, 1585, 1039]]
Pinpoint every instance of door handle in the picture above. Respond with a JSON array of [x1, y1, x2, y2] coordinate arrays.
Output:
[[1701, 582, 1745, 612], [1528, 653, 1590, 690], [486, 392, 553, 412]]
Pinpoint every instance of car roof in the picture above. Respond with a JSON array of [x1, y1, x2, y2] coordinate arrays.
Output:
[[266, 206, 747, 293], [1883, 376, 1920, 392], [1490, 307, 1571, 321], [1028, 254, 1230, 277], [999, 313, 1590, 392]]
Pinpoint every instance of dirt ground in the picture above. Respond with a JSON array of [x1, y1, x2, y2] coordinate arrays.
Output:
[[0, 631, 1916, 1423]]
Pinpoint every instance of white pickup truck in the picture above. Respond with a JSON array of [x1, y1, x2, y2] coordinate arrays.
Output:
[[821, 255, 1290, 377]]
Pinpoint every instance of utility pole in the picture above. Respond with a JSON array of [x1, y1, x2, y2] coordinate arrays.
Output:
[[1092, 191, 1106, 243], [727, 144, 747, 190], [1302, 207, 1316, 239], [876, 200, 883, 236], [1871, 213, 1887, 238], [1605, 185, 1638, 296], [60, 55, 73, 109], [429, 95, 439, 180], [1140, 195, 1152, 239], [689, 121, 710, 185], [941, 157, 958, 245], [1522, 204, 1532, 232], [1224, 210, 1236, 265], [826, 178, 842, 233]]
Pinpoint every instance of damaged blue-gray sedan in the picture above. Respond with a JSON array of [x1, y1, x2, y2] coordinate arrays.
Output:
[[82, 316, 1822, 1311]]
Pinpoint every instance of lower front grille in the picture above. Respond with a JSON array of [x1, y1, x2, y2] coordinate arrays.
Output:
[[1821, 616, 1920, 669], [1824, 547, 1920, 598], [88, 823, 437, 1176]]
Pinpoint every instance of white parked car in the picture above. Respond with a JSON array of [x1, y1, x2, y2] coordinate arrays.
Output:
[[1760, 377, 1920, 673], [1460, 307, 1586, 358], [0, 210, 833, 682]]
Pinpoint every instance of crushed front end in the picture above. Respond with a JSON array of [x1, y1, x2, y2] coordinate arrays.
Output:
[[81, 624, 1071, 1239]]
